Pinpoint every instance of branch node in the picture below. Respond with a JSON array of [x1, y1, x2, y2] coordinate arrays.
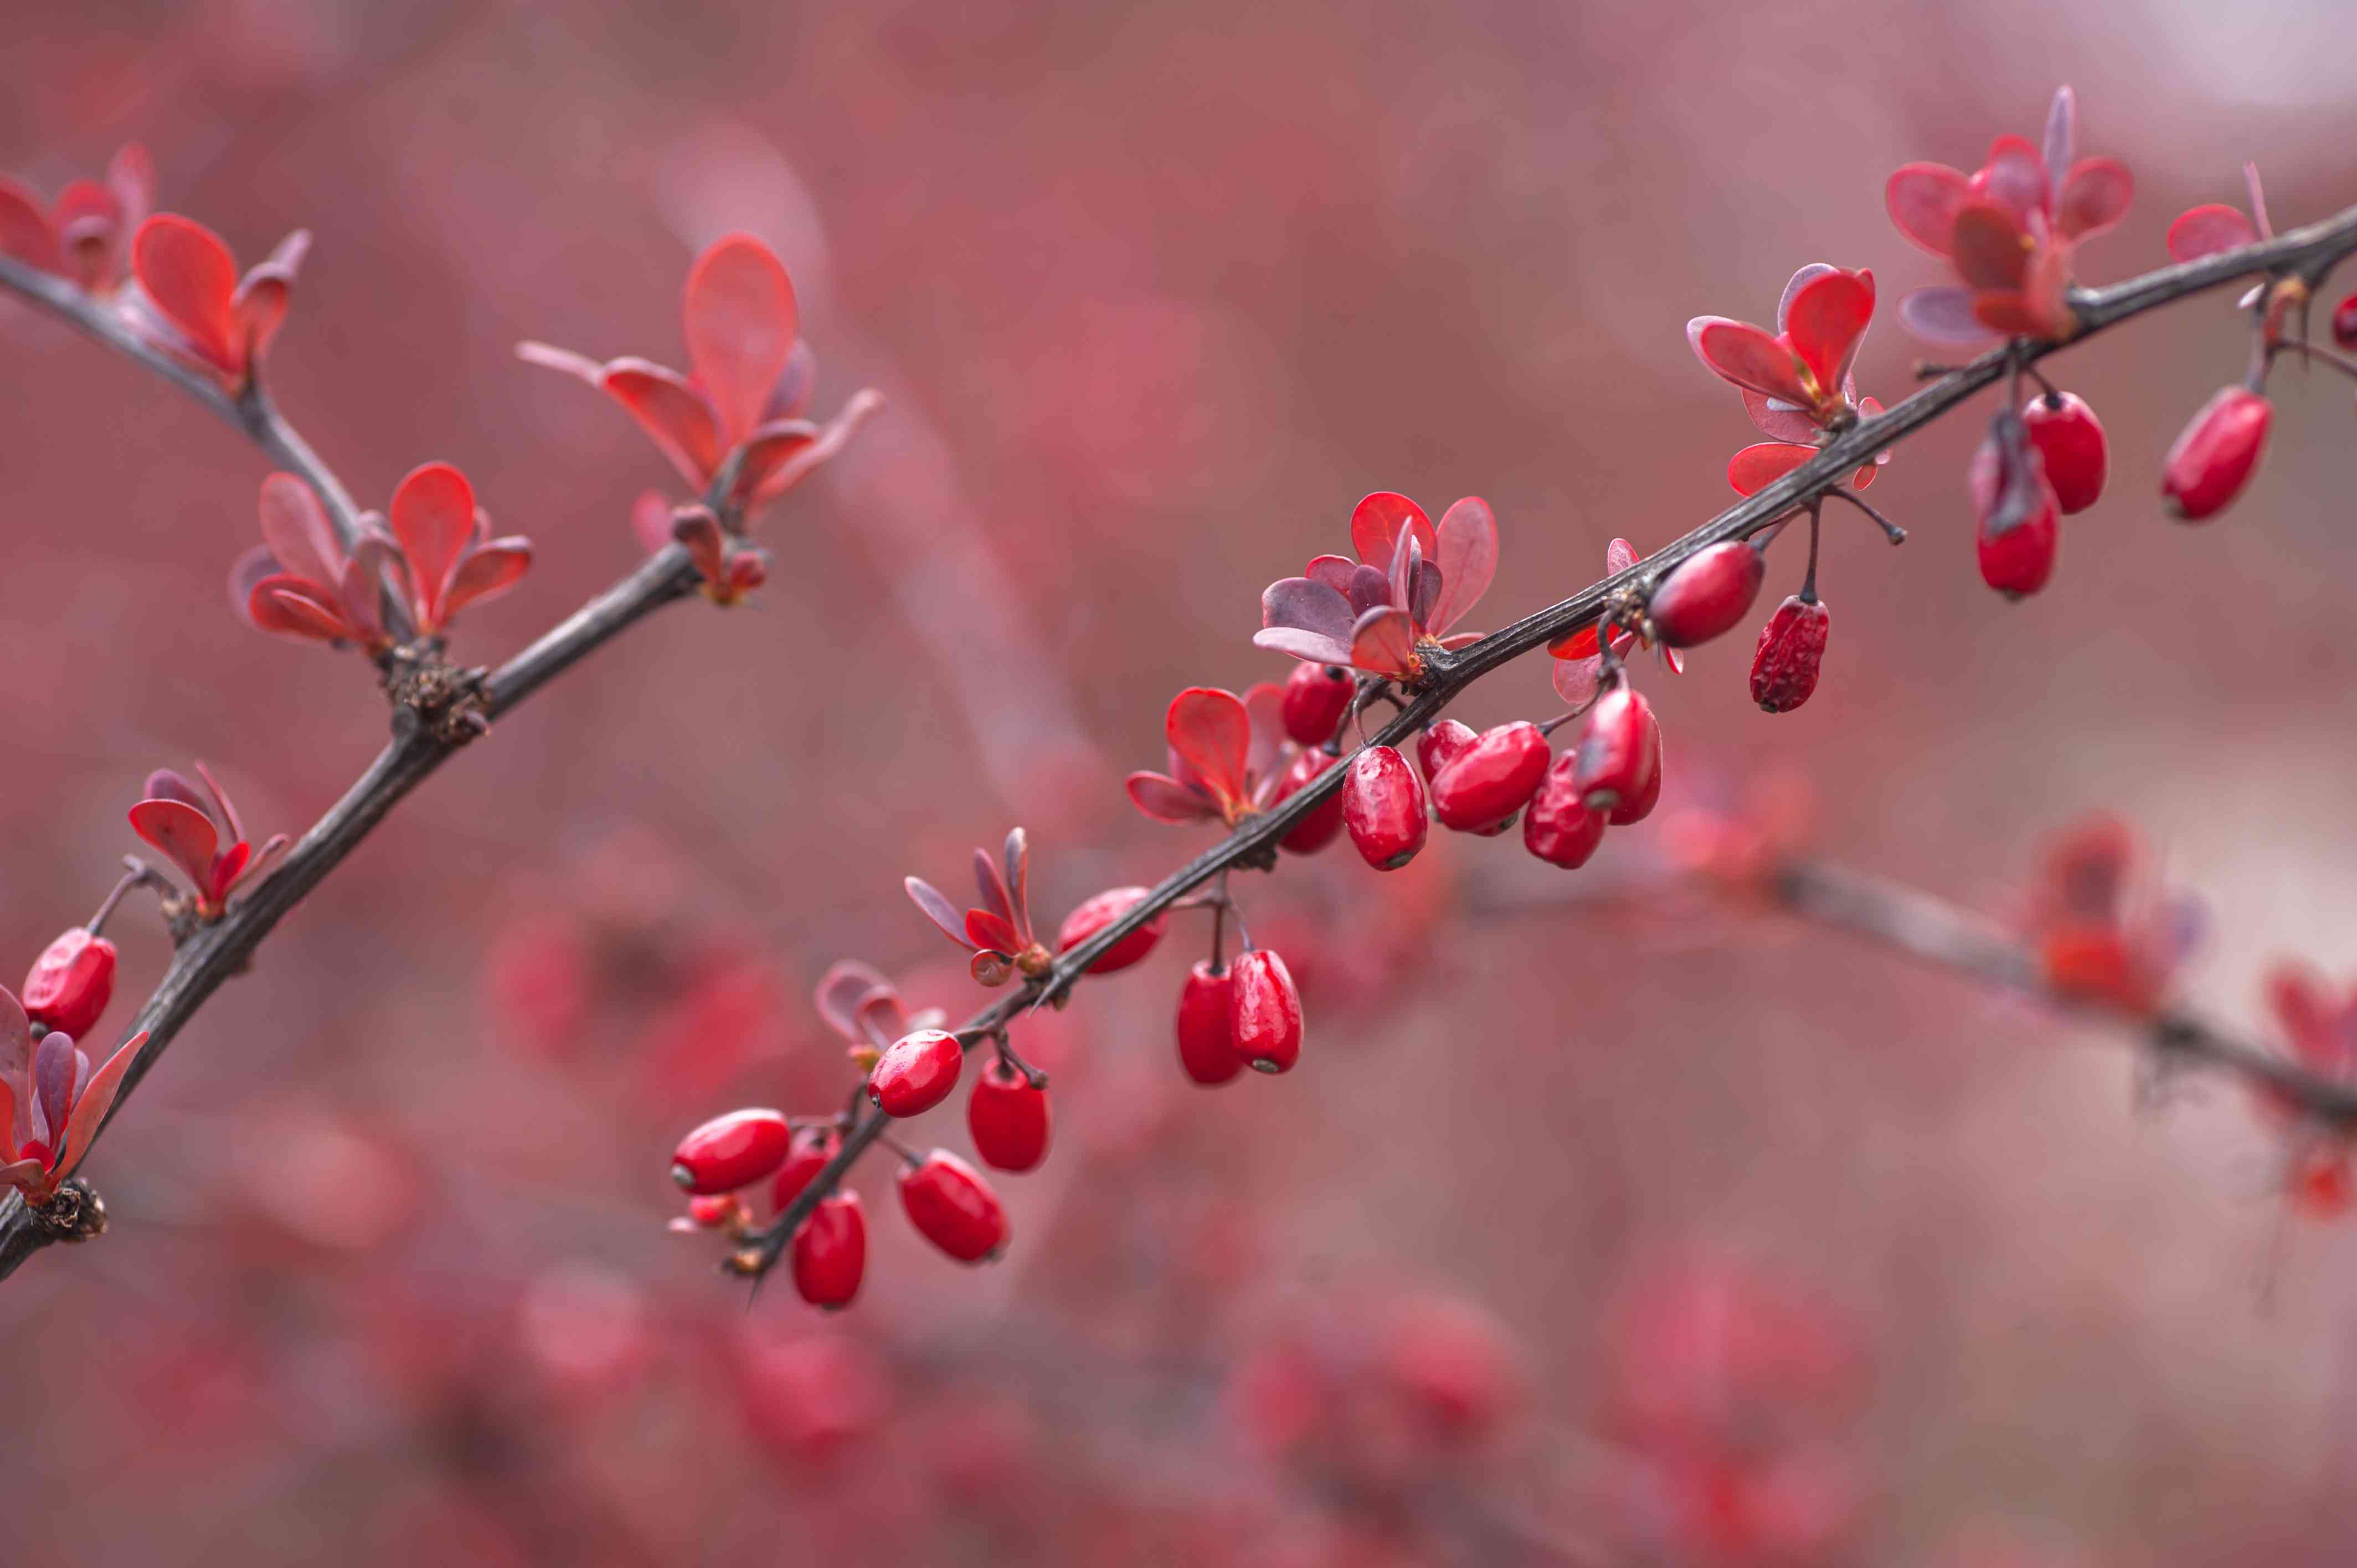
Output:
[[383, 647, 493, 747], [28, 1179, 107, 1245]]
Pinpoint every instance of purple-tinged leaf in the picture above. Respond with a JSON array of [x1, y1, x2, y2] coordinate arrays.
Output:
[[1350, 492, 1435, 568], [143, 768, 210, 816], [336, 555, 389, 646], [2166, 203, 2256, 265], [1345, 563, 1393, 618], [1742, 389, 1820, 443], [1428, 497, 1496, 636], [1886, 163, 1971, 257], [1241, 682, 1285, 791], [515, 340, 607, 383], [0, 178, 63, 275], [2056, 158, 2132, 242], [815, 960, 893, 1041], [1347, 606, 1418, 678], [0, 986, 28, 1152], [260, 581, 355, 642], [1260, 577, 1354, 644], [1305, 555, 1356, 596], [672, 506, 727, 582], [1252, 626, 1354, 664], [2041, 86, 2077, 195], [444, 539, 533, 618], [1685, 317, 1810, 405], [2243, 161, 2272, 240], [599, 359, 724, 487], [972, 846, 1015, 930], [128, 798, 220, 894], [765, 339, 818, 422], [1605, 538, 1638, 576], [33, 1034, 75, 1153], [193, 761, 243, 844], [1002, 827, 1030, 943], [1976, 135, 2051, 225], [56, 1030, 146, 1182], [1949, 201, 2032, 292], [1125, 771, 1217, 823], [747, 390, 883, 503], [1386, 524, 1420, 619], [1552, 654, 1603, 709], [0, 1158, 48, 1200], [1165, 688, 1253, 812], [853, 986, 910, 1049], [905, 876, 973, 950], [1898, 286, 1991, 345], [1408, 559, 1442, 630], [257, 472, 342, 589]]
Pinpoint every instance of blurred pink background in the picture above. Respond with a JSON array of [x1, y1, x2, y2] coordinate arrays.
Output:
[[4, 1, 2355, 1562]]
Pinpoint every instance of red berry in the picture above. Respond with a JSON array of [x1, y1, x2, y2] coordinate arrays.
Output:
[[1416, 719, 1476, 785], [1571, 687, 1654, 815], [2022, 391, 2107, 514], [687, 1193, 745, 1229], [967, 1060, 1051, 1172], [2162, 386, 2271, 522], [1280, 662, 1354, 746], [1607, 701, 1663, 827], [671, 1107, 793, 1194], [1429, 721, 1550, 833], [1341, 745, 1429, 869], [1176, 961, 1242, 1086], [1522, 755, 1608, 869], [22, 926, 116, 1041], [772, 1126, 840, 1213], [1749, 596, 1830, 714], [898, 1149, 1008, 1262], [1271, 749, 1346, 854], [1968, 415, 2058, 598], [2334, 290, 2357, 352], [867, 1028, 963, 1117], [1056, 886, 1166, 974], [1647, 541, 1766, 648], [792, 1192, 867, 1308], [1229, 949, 1303, 1074]]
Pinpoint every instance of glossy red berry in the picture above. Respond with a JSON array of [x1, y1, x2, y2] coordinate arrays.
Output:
[[22, 926, 116, 1041], [1571, 686, 1654, 815], [1429, 721, 1550, 833], [1522, 755, 1608, 869], [792, 1192, 867, 1308], [967, 1060, 1051, 1172], [2162, 386, 2271, 522], [1056, 886, 1166, 974], [1968, 414, 2058, 599], [2022, 391, 2108, 514], [898, 1149, 1008, 1262], [671, 1107, 793, 1194], [867, 1028, 963, 1117], [1646, 540, 1766, 648], [1607, 701, 1663, 826], [1176, 961, 1243, 1085], [1229, 948, 1303, 1074], [1341, 745, 1429, 869], [1280, 662, 1355, 746], [772, 1126, 840, 1213], [1749, 596, 1830, 713], [1416, 719, 1476, 785], [1271, 749, 1346, 854], [2334, 290, 2357, 351]]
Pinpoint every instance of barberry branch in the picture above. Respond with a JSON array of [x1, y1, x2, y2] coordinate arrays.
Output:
[[1763, 858, 2357, 1122], [743, 199, 2357, 1275], [0, 543, 704, 1281]]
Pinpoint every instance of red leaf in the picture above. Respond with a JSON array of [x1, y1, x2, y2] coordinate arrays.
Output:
[[1685, 317, 1809, 405], [1165, 688, 1253, 814], [671, 506, 726, 582], [2166, 203, 2257, 265], [0, 177, 62, 274], [965, 909, 1020, 956], [260, 579, 358, 641], [2056, 157, 2132, 242], [55, 1030, 146, 1182], [1125, 770, 1217, 823], [1885, 163, 1970, 257], [128, 798, 221, 894], [389, 462, 477, 631], [599, 360, 724, 487], [1973, 135, 2051, 225], [1350, 492, 1435, 568], [1428, 497, 1497, 637], [1347, 606, 1418, 678], [1781, 269, 1873, 398], [1948, 200, 2031, 292], [745, 389, 884, 503], [258, 471, 343, 589], [682, 234, 799, 447], [906, 876, 972, 949], [815, 960, 894, 1042], [1727, 442, 1815, 498], [130, 214, 241, 371], [52, 179, 122, 291], [444, 539, 532, 618]]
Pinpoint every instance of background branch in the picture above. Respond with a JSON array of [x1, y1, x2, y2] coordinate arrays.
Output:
[[744, 199, 2357, 1271]]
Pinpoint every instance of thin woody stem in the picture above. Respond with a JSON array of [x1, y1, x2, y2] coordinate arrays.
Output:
[[741, 202, 2357, 1274]]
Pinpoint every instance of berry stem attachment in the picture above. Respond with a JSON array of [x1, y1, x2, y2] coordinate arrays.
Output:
[[988, 1028, 1049, 1091], [1799, 503, 1823, 604], [1818, 486, 1908, 545], [88, 859, 166, 936]]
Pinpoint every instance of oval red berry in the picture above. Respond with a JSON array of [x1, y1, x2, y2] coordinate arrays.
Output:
[[1176, 961, 1243, 1085], [1229, 949, 1303, 1074], [1341, 745, 1428, 869], [868, 1028, 963, 1117], [967, 1060, 1051, 1172], [1280, 662, 1354, 746], [1646, 541, 1764, 648], [671, 1107, 793, 1195], [1057, 886, 1166, 974], [898, 1149, 1008, 1262], [1429, 721, 1550, 833]]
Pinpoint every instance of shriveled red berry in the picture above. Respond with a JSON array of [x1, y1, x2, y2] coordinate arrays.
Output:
[[2162, 386, 2271, 522], [772, 1127, 840, 1213], [1176, 961, 1242, 1086], [1522, 755, 1608, 869], [2023, 391, 2107, 514], [1229, 948, 1303, 1074], [1571, 687, 1654, 815], [792, 1192, 867, 1308], [967, 1060, 1051, 1172], [671, 1107, 793, 1194], [1608, 701, 1663, 827], [868, 1028, 963, 1117], [898, 1149, 1008, 1262], [1968, 414, 2058, 598], [1646, 540, 1766, 648], [2334, 291, 2357, 352], [1749, 595, 1830, 714], [1057, 886, 1166, 974], [1271, 749, 1346, 854], [1430, 721, 1550, 833], [1341, 745, 1428, 870], [22, 926, 116, 1041], [1280, 662, 1355, 746]]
